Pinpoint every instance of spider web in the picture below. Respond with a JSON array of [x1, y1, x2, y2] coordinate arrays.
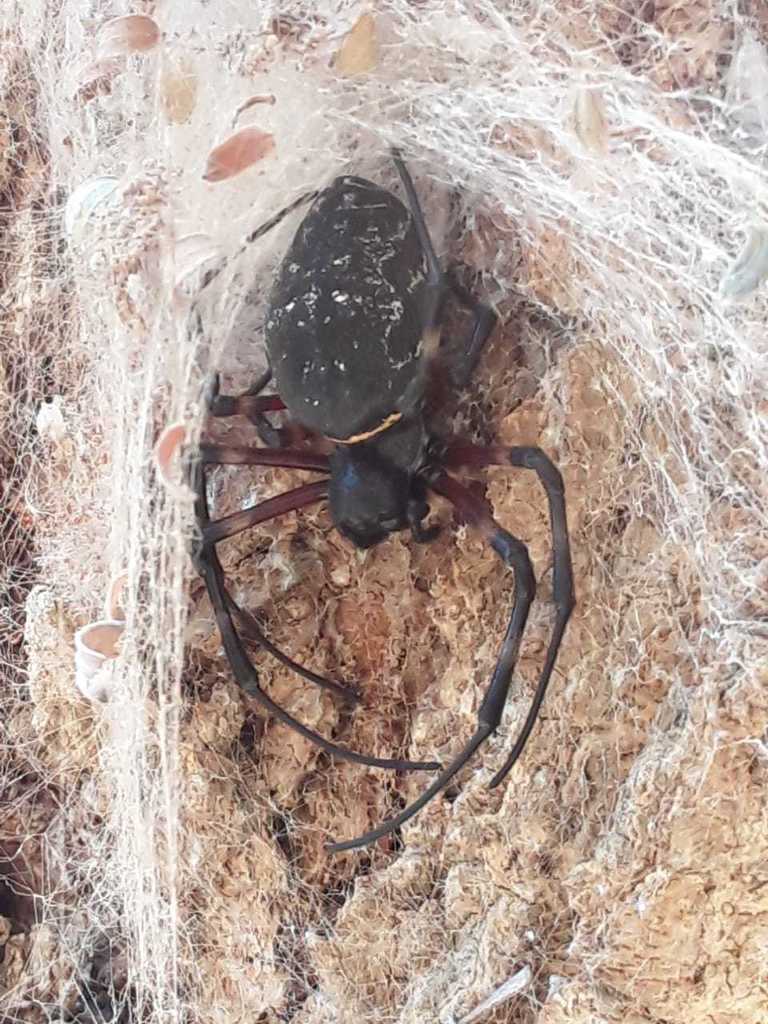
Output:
[[1, 1, 767, 1023]]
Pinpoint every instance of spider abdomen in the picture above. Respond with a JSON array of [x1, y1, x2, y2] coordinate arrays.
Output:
[[265, 175, 427, 441]]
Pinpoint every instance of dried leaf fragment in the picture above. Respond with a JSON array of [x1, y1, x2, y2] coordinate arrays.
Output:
[[155, 421, 196, 502], [97, 15, 160, 58], [334, 12, 377, 76], [719, 224, 768, 300], [202, 128, 275, 182], [573, 88, 609, 155], [161, 59, 198, 123], [155, 422, 186, 482]]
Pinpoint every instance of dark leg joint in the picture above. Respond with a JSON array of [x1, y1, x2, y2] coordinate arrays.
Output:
[[407, 496, 440, 544], [210, 394, 237, 417], [507, 446, 566, 495], [477, 528, 536, 732], [443, 268, 498, 390], [490, 529, 536, 604], [203, 369, 285, 422]]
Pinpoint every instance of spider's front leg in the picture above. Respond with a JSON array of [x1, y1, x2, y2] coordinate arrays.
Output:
[[327, 443, 575, 852], [326, 475, 539, 852], [193, 388, 363, 703], [191, 447, 360, 702], [444, 441, 575, 785]]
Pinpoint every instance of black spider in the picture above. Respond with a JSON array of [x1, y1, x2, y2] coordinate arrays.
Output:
[[189, 149, 575, 852]]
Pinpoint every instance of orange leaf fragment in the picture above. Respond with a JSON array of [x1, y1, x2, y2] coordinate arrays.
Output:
[[155, 422, 187, 483], [334, 12, 377, 76], [97, 14, 160, 58], [154, 422, 196, 502], [202, 128, 275, 182]]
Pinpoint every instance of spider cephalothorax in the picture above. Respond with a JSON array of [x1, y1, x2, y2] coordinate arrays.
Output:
[[327, 416, 434, 547], [190, 150, 575, 852]]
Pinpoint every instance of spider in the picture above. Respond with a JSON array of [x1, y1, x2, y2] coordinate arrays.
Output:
[[189, 149, 575, 852]]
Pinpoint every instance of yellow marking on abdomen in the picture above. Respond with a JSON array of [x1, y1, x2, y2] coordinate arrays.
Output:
[[327, 410, 402, 445], [327, 327, 438, 444]]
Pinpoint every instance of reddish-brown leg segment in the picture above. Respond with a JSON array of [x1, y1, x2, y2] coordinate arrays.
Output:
[[228, 595, 359, 704], [204, 370, 289, 447], [199, 408, 364, 697]]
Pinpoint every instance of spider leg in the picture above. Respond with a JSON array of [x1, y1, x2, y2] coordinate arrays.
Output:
[[198, 441, 328, 549], [192, 194, 323, 434], [204, 370, 287, 448], [198, 546, 438, 771], [443, 442, 575, 786], [242, 190, 321, 246], [198, 443, 329, 473], [196, 189, 321, 297], [198, 444, 360, 701], [417, 271, 498, 420], [327, 730, 492, 852], [392, 149, 497, 414], [241, 368, 273, 397], [194, 189, 324, 445], [202, 479, 329, 546], [226, 590, 360, 705], [391, 148, 448, 417], [445, 269, 498, 389], [191, 459, 441, 773], [392, 149, 443, 292], [327, 473, 536, 852]]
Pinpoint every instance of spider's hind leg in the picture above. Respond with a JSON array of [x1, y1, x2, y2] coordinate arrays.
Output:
[[326, 473, 537, 853], [204, 369, 287, 448]]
